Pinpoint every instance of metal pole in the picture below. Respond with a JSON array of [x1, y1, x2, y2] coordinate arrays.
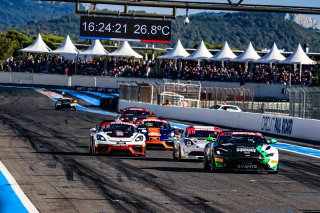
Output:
[[299, 63, 302, 83]]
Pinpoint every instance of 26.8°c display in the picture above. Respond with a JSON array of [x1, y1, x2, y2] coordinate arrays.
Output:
[[80, 16, 171, 43]]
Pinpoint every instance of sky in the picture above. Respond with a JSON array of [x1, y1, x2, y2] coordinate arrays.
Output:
[[97, 0, 320, 21]]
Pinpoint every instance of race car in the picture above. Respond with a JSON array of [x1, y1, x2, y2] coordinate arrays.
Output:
[[55, 98, 77, 110], [117, 107, 154, 123], [89, 121, 146, 156], [173, 126, 222, 160], [203, 131, 279, 173], [136, 117, 176, 149]]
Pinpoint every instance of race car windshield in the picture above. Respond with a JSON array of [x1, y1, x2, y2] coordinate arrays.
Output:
[[61, 100, 72, 104], [124, 110, 148, 116], [138, 121, 170, 129], [103, 124, 137, 133], [187, 131, 218, 138], [219, 135, 267, 144], [210, 105, 221, 109]]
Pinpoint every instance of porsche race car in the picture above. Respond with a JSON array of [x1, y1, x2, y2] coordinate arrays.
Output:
[[89, 121, 146, 156], [203, 131, 279, 173], [117, 107, 151, 123], [55, 98, 77, 110], [136, 117, 176, 149], [173, 126, 222, 160]]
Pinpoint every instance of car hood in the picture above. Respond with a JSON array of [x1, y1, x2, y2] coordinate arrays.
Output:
[[215, 143, 271, 158]]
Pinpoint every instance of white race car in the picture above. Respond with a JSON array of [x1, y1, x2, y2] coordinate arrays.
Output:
[[89, 121, 146, 156], [173, 126, 222, 160]]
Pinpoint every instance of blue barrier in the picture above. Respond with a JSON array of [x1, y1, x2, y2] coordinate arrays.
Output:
[[54, 89, 100, 106], [83, 91, 115, 99]]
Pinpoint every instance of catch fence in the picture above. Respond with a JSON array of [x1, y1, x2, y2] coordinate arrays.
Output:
[[118, 80, 320, 119]]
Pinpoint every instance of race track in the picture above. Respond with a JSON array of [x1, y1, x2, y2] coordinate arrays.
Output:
[[0, 88, 319, 213]]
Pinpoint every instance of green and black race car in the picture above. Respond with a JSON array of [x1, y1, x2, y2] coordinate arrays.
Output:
[[203, 131, 279, 173], [55, 98, 77, 111]]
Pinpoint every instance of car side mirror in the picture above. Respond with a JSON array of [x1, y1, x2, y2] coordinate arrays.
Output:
[[90, 128, 96, 132], [268, 139, 277, 144], [151, 112, 157, 115], [206, 137, 216, 142]]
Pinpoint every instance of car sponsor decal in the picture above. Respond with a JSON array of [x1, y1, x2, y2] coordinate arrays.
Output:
[[236, 147, 257, 153], [256, 145, 270, 164]]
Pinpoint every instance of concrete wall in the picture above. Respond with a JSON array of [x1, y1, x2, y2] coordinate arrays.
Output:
[[0, 71, 293, 98], [119, 100, 320, 141]]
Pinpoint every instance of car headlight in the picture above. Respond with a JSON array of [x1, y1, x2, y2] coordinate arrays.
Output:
[[215, 148, 228, 155], [185, 140, 194, 147], [135, 135, 144, 142], [169, 132, 175, 137], [96, 134, 106, 141]]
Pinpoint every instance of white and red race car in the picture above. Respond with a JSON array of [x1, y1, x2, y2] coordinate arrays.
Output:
[[89, 121, 146, 156]]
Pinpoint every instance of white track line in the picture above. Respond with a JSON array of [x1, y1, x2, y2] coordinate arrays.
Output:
[[0, 161, 39, 213]]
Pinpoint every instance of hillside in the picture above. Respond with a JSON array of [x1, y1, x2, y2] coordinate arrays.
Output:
[[2, 12, 320, 52], [0, 0, 74, 25], [173, 12, 320, 52]]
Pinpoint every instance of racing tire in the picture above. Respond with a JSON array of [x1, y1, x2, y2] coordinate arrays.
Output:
[[203, 155, 210, 170], [209, 158, 217, 173], [89, 143, 92, 154], [172, 150, 178, 160], [141, 148, 147, 157], [178, 147, 183, 161], [91, 141, 96, 155]]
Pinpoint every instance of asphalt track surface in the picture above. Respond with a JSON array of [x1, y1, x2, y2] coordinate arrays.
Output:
[[0, 88, 320, 213]]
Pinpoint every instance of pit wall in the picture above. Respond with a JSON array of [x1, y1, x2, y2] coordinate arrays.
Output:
[[119, 100, 320, 142], [0, 72, 292, 98]]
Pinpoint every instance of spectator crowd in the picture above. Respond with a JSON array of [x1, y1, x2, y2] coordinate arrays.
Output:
[[0, 55, 317, 85]]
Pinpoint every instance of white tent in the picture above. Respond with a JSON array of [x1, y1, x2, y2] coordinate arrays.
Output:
[[21, 33, 51, 53], [185, 40, 213, 60], [256, 43, 286, 63], [158, 39, 189, 59], [279, 43, 316, 65], [210, 41, 237, 61], [231, 42, 260, 62], [108, 41, 142, 58], [80, 39, 108, 56], [51, 35, 79, 55]]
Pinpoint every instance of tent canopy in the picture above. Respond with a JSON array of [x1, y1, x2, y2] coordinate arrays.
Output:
[[231, 42, 260, 62], [21, 33, 51, 53], [210, 41, 237, 61], [51, 35, 79, 55], [185, 40, 213, 60], [80, 39, 109, 56], [256, 43, 286, 63], [279, 43, 316, 65], [108, 41, 142, 58], [158, 39, 189, 60]]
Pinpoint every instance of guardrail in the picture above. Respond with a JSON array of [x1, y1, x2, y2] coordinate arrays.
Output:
[[119, 100, 320, 142], [0, 71, 291, 98]]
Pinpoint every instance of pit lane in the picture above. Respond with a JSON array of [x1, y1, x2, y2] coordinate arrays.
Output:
[[0, 87, 319, 212]]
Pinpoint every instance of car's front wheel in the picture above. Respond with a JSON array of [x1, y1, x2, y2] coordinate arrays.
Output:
[[210, 158, 217, 173], [203, 154, 210, 170], [172, 148, 178, 160], [178, 147, 183, 161]]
